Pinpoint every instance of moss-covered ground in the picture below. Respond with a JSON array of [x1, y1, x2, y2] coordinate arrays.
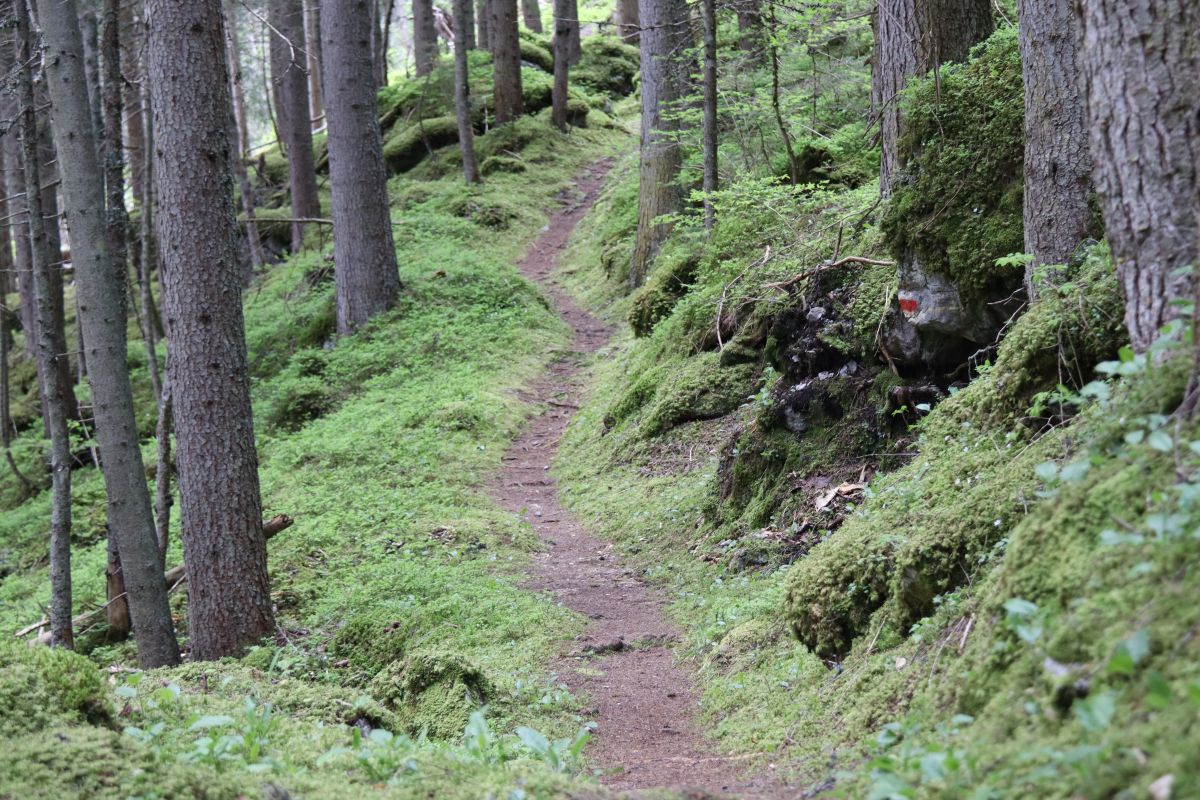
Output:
[[0, 103, 639, 797]]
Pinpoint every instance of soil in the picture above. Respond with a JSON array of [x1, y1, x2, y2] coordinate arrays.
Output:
[[489, 161, 782, 798]]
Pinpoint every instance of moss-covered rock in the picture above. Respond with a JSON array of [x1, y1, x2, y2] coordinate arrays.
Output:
[[369, 650, 492, 738], [383, 115, 462, 173], [639, 352, 761, 436], [628, 248, 698, 337], [518, 37, 554, 72], [0, 640, 111, 736], [480, 155, 528, 176], [573, 35, 640, 99]]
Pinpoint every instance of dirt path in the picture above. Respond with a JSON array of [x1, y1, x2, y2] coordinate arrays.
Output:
[[490, 161, 778, 798]]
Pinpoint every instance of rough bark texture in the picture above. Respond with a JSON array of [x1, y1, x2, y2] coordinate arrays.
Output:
[[146, 0, 275, 660], [521, 0, 542, 31], [1017, 0, 1092, 293], [413, 0, 439, 74], [270, 0, 322, 250], [490, 0, 523, 123], [15, 0, 73, 650], [477, 0, 490, 50], [39, 0, 181, 667], [322, 0, 402, 334], [551, 0, 569, 130], [701, 0, 717, 231], [617, 0, 638, 44], [628, 0, 692, 287], [871, 0, 994, 195], [453, 0, 481, 182], [1076, 0, 1200, 353]]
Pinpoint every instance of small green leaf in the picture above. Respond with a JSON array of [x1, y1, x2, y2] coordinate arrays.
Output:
[[188, 715, 234, 731], [1148, 430, 1174, 452]]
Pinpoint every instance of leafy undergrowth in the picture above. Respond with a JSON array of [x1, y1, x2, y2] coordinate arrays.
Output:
[[556, 143, 1200, 796], [0, 118, 630, 798]]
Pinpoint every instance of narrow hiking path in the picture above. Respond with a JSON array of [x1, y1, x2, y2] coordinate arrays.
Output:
[[490, 162, 780, 798]]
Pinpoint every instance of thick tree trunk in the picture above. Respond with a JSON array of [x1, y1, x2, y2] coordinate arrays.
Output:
[[322, 0, 402, 334], [564, 0, 579, 65], [1076, 0, 1200, 353], [269, 0, 323, 251], [490, 0, 523, 123], [146, 0, 276, 660], [477, 0, 490, 50], [551, 0, 569, 131], [39, 0, 182, 667], [413, 0, 439, 75], [1017, 0, 1092, 294], [522, 0, 542, 32], [871, 0, 994, 195], [305, 0, 326, 128], [701, 0, 717, 231], [628, 0, 691, 287], [15, 0, 73, 650], [617, 0, 638, 43], [453, 0, 481, 182]]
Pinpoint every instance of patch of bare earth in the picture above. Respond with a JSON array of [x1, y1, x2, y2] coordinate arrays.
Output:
[[489, 161, 783, 799]]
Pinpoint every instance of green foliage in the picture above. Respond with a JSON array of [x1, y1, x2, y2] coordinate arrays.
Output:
[[369, 651, 492, 739], [572, 36, 640, 99], [882, 27, 1026, 302]]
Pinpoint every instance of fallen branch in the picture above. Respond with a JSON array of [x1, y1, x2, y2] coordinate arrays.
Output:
[[16, 515, 294, 641]]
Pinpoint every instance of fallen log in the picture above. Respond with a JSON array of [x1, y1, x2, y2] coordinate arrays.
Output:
[[17, 515, 294, 642]]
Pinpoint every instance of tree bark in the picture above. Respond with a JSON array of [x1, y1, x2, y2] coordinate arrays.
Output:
[[146, 0, 276, 660], [413, 0, 439, 75], [490, 0, 523, 123], [701, 0, 717, 232], [564, 0, 579, 65], [121, 0, 147, 207], [136, 79, 165, 393], [1075, 0, 1200, 353], [1017, 0, 1092, 294], [459, 0, 476, 50], [477, 0, 490, 50], [628, 0, 692, 287], [617, 0, 638, 43], [305, 0, 326, 128], [79, 10, 105, 157], [15, 0, 73, 650], [551, 0, 569, 131], [871, 0, 994, 195], [322, 0, 402, 334], [154, 372, 173, 556], [40, 0, 182, 666], [521, 0, 542, 32], [453, 0, 482, 182], [270, 0, 323, 251]]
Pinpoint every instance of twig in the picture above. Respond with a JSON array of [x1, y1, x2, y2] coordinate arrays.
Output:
[[763, 256, 895, 291]]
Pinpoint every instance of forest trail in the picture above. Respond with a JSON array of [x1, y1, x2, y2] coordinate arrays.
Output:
[[490, 162, 780, 798]]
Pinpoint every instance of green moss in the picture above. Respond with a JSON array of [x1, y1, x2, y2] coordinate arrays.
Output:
[[881, 27, 1025, 303], [572, 36, 640, 99], [369, 650, 492, 738], [480, 155, 528, 176], [0, 640, 111, 736], [639, 352, 760, 437], [627, 245, 698, 337], [518, 38, 554, 73], [383, 115, 462, 174]]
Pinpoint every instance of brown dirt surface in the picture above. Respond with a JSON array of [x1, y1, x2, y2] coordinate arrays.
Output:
[[489, 161, 783, 799]]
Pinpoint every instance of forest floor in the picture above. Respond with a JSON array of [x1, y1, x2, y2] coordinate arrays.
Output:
[[492, 161, 779, 798]]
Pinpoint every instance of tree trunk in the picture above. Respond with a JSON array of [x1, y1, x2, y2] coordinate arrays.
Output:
[[628, 0, 691, 287], [136, 79, 165, 394], [0, 144, 34, 498], [269, 0, 323, 251], [521, 0, 542, 32], [413, 0, 439, 75], [15, 0, 73, 651], [79, 10, 105, 156], [322, 0, 403, 335], [145, 0, 276, 661], [155, 373, 173, 556], [2, 95, 36, 362], [736, 0, 761, 57], [564, 0, 579, 65], [121, 0, 147, 207], [551, 0, 569, 131], [459, 0, 476, 50], [305, 0, 326, 128], [41, 0, 181, 666], [617, 0, 638, 43], [490, 0, 523, 123], [1075, 0, 1200, 353], [701, 0, 717, 232], [453, 0, 482, 182], [872, 0, 994, 196], [224, 2, 267, 274], [477, 0, 490, 50], [1017, 0, 1092, 294]]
